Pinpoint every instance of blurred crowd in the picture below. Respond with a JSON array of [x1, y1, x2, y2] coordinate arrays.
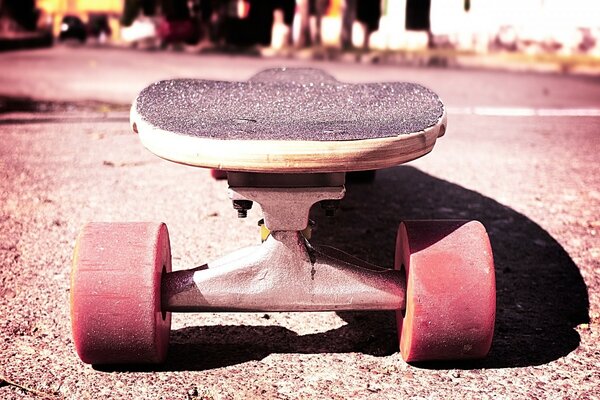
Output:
[[119, 0, 400, 50], [1, 0, 599, 57]]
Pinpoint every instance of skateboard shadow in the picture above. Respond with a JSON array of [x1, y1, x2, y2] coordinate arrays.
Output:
[[94, 313, 396, 373], [164, 315, 396, 372], [319, 166, 589, 369], [108, 166, 588, 372]]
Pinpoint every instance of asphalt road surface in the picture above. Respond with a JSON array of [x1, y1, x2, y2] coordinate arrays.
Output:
[[0, 47, 599, 399]]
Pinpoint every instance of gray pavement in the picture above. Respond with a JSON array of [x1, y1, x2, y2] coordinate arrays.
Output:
[[0, 47, 599, 399]]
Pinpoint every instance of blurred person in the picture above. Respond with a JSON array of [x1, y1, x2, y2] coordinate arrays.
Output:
[[189, 0, 216, 47], [405, 0, 432, 48], [297, 0, 329, 47], [356, 0, 380, 50], [311, 0, 329, 46], [341, 0, 380, 50], [273, 0, 295, 46], [157, 0, 201, 47], [161, 0, 190, 20], [223, 0, 269, 47], [341, 0, 356, 49], [207, 0, 229, 45], [248, 0, 273, 45]]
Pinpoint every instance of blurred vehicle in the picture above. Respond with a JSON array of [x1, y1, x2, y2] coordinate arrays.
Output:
[[120, 17, 158, 47], [59, 15, 87, 43], [157, 18, 199, 46], [87, 14, 112, 42]]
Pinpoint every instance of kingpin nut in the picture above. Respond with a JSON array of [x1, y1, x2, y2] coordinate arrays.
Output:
[[233, 200, 253, 218]]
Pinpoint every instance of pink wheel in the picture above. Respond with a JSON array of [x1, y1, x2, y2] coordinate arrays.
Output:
[[71, 222, 171, 364], [210, 169, 228, 180], [395, 220, 495, 362]]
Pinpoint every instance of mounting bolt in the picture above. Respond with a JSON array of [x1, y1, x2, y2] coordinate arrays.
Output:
[[321, 200, 340, 217], [233, 200, 253, 218]]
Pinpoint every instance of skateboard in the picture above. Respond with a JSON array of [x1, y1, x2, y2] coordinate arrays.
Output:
[[71, 68, 495, 365]]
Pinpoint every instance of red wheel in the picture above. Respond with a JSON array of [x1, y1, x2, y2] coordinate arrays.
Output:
[[395, 220, 495, 362], [210, 169, 228, 180], [71, 222, 171, 364]]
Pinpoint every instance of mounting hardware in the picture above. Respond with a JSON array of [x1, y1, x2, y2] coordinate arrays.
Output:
[[233, 200, 253, 218]]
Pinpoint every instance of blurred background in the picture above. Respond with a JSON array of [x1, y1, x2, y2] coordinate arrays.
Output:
[[1, 1, 599, 399], [1, 0, 599, 72]]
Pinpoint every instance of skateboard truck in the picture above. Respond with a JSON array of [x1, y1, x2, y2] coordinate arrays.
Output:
[[163, 172, 405, 313], [71, 171, 495, 366], [71, 69, 496, 366]]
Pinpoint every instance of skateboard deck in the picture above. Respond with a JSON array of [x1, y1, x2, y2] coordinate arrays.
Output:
[[131, 68, 447, 173]]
